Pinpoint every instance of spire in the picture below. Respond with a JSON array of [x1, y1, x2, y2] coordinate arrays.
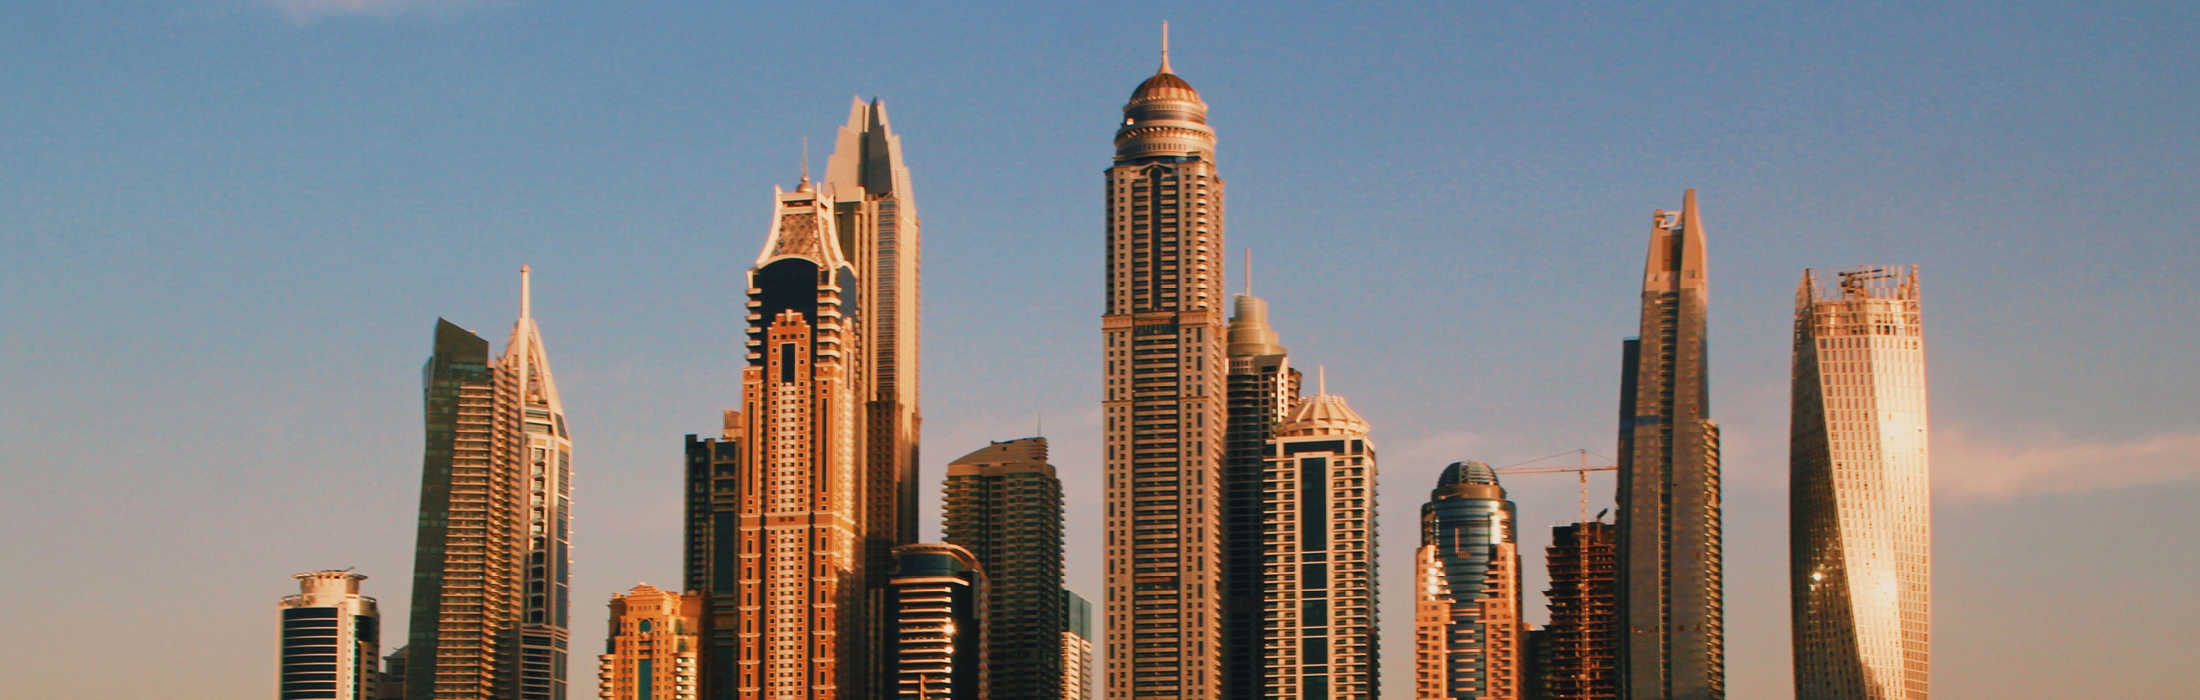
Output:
[[1318, 365, 1327, 395], [520, 264, 531, 320], [1160, 21, 1172, 73], [1243, 248, 1252, 296], [798, 136, 812, 191]]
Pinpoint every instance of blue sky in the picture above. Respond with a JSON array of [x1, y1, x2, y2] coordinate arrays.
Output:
[[1, 2, 2195, 698]]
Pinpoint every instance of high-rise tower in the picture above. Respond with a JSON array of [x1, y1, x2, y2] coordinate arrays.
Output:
[[507, 266, 575, 700], [1615, 189, 1723, 700], [279, 571, 380, 700], [1261, 378, 1380, 700], [409, 268, 569, 700], [822, 103, 924, 669], [1421, 462, 1522, 700], [1789, 265, 1930, 700], [885, 544, 988, 700], [942, 437, 1066, 700], [736, 179, 863, 700], [1223, 271, 1301, 700], [1101, 27, 1228, 700]]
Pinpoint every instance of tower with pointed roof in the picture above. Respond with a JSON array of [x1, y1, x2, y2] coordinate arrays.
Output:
[[1420, 463, 1522, 700], [1100, 23, 1230, 700], [1259, 376, 1379, 700], [406, 269, 571, 700], [1615, 189, 1723, 700], [821, 99, 924, 700]]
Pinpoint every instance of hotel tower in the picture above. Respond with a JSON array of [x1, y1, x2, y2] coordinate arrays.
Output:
[[1101, 29, 1229, 700], [1615, 189, 1724, 700], [407, 269, 572, 700], [1789, 266, 1930, 700]]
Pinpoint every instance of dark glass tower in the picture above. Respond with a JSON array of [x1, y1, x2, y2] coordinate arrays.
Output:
[[1421, 462, 1522, 700], [407, 319, 521, 700], [942, 437, 1065, 700], [1615, 189, 1723, 700]]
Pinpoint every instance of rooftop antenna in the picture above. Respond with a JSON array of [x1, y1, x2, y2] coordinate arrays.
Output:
[[1037, 411, 1044, 438], [800, 136, 810, 185], [1160, 21, 1172, 72], [520, 264, 531, 320], [1318, 365, 1327, 395], [1243, 248, 1252, 296]]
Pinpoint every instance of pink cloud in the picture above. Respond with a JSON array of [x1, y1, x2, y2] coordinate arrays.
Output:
[[1932, 428, 2200, 501]]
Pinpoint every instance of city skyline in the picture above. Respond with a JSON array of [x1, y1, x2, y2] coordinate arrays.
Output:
[[3, 4, 2196, 700]]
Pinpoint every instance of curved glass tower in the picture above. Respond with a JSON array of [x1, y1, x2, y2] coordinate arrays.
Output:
[[1420, 462, 1522, 699], [1789, 265, 1930, 700]]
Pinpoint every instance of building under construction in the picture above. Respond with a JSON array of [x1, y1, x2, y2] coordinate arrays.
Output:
[[1543, 521, 1619, 700]]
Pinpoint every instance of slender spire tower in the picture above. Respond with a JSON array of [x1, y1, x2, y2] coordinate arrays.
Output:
[[505, 265, 574, 700], [822, 97, 923, 700], [1789, 265, 1930, 700], [1615, 189, 1724, 700], [1102, 23, 1228, 700]]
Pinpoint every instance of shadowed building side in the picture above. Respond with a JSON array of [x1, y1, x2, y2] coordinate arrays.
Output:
[[1615, 189, 1724, 700], [942, 437, 1065, 700]]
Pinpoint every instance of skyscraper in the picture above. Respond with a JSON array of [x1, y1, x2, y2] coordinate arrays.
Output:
[[1420, 462, 1522, 700], [279, 571, 380, 700], [1063, 590, 1095, 700], [405, 269, 571, 700], [1101, 30, 1229, 700], [509, 267, 575, 700], [1543, 522, 1618, 700], [597, 584, 705, 700], [1789, 265, 1931, 700], [822, 100, 924, 699], [942, 437, 1065, 700], [1615, 189, 1723, 700], [1223, 278, 1300, 700], [1261, 379, 1379, 700], [727, 178, 863, 700], [885, 544, 988, 700]]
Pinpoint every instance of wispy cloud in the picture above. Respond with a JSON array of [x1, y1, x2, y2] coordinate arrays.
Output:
[[1933, 428, 2200, 501], [268, 0, 502, 24]]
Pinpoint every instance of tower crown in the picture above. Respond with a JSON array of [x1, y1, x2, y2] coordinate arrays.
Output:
[[1114, 26, 1215, 163]]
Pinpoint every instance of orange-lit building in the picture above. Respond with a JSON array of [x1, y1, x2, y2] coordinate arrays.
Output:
[[597, 585, 704, 700]]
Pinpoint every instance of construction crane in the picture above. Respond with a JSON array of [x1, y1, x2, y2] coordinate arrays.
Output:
[[1493, 449, 1616, 525]]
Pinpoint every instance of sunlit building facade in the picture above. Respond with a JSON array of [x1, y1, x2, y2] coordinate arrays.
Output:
[[1789, 265, 1931, 700], [406, 269, 570, 700], [1101, 36, 1230, 700], [1063, 590, 1095, 700], [943, 437, 1065, 700], [279, 571, 380, 700], [1260, 382, 1379, 700], [1420, 462, 1522, 700], [1615, 189, 1724, 700], [1543, 522, 1618, 700], [598, 584, 704, 700], [885, 544, 987, 700]]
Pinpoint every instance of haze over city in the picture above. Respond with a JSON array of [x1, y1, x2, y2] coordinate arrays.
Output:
[[1, 2, 2194, 700]]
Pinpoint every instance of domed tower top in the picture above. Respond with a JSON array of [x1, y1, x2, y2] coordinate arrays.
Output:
[[1115, 22, 1216, 163]]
